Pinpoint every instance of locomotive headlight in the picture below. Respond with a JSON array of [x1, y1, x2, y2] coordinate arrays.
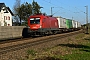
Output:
[[40, 25, 42, 28], [27, 26, 30, 28]]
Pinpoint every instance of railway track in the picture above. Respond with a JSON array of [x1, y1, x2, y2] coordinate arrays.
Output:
[[0, 30, 83, 55], [0, 36, 38, 44]]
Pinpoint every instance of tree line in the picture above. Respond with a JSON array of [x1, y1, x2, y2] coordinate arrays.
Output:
[[13, 0, 42, 26]]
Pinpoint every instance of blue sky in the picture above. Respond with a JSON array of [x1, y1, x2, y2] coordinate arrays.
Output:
[[0, 0, 90, 24]]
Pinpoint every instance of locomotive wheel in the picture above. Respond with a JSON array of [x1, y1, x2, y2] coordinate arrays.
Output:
[[40, 32, 45, 36]]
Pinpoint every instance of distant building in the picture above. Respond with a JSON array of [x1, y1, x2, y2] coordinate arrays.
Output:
[[0, 3, 14, 26]]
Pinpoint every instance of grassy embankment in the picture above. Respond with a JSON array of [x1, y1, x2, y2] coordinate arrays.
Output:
[[26, 29, 90, 60]]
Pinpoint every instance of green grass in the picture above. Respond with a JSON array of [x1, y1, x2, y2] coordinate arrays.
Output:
[[25, 29, 90, 60], [59, 29, 90, 60], [75, 33, 85, 39], [27, 49, 37, 56], [60, 53, 90, 60], [54, 43, 90, 60], [46, 30, 90, 60], [61, 48, 90, 60]]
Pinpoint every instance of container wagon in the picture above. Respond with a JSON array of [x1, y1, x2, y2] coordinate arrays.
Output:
[[72, 20, 77, 30], [66, 19, 73, 31], [77, 22, 81, 30], [56, 17, 67, 32]]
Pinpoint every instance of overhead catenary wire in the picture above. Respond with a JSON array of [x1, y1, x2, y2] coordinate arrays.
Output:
[[36, 0, 89, 24], [42, 0, 79, 16]]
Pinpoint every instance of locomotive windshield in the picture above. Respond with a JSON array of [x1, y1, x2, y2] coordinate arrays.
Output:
[[30, 18, 40, 24]]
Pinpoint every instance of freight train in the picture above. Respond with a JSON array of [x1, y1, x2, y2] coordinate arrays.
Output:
[[22, 14, 81, 37]]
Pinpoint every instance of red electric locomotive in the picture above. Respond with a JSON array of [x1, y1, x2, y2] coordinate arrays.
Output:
[[28, 14, 59, 35]]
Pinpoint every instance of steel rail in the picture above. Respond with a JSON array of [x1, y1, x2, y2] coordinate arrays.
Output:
[[0, 30, 83, 55]]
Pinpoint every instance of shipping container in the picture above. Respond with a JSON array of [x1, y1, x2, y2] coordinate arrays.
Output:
[[75, 21, 78, 28], [75, 21, 81, 29], [72, 20, 76, 28], [78, 22, 81, 28], [56, 17, 66, 29], [66, 19, 73, 29], [63, 18, 67, 28]]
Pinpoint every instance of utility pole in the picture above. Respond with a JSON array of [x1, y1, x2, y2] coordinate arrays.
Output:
[[72, 17, 73, 20], [32, 0, 34, 15], [51, 7, 54, 16], [85, 6, 89, 34]]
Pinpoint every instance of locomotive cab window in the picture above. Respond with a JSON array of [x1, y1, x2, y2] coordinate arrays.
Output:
[[30, 18, 40, 24]]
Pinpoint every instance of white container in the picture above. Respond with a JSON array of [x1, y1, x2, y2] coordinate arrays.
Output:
[[78, 22, 81, 28], [56, 17, 66, 29], [75, 21, 77, 28], [72, 20, 76, 28]]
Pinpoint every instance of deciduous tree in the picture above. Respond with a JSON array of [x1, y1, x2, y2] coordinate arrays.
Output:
[[13, 0, 41, 26]]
